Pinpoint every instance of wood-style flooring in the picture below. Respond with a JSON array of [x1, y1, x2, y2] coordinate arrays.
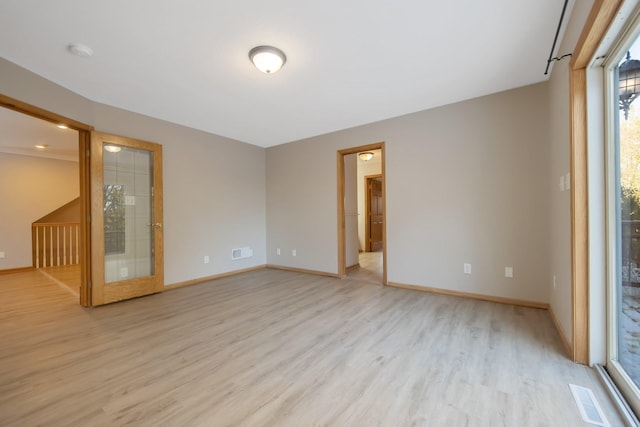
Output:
[[347, 251, 383, 284], [39, 264, 81, 296], [0, 268, 625, 426]]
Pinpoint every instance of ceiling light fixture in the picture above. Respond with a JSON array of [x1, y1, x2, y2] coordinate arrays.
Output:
[[359, 152, 374, 161], [104, 145, 122, 153], [68, 43, 94, 58], [35, 144, 48, 150], [57, 124, 68, 129], [249, 46, 286, 74]]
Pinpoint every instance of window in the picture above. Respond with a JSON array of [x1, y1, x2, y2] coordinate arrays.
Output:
[[605, 21, 640, 417]]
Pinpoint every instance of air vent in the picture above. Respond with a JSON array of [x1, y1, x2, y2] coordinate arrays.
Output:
[[231, 246, 253, 260], [569, 384, 609, 426]]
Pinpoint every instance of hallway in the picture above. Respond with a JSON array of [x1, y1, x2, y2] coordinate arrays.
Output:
[[346, 251, 383, 284]]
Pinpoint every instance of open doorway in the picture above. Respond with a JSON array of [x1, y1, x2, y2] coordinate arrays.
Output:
[[337, 142, 386, 284], [0, 94, 93, 306]]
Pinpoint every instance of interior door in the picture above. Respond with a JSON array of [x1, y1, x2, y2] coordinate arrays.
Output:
[[367, 176, 383, 252], [90, 132, 163, 305]]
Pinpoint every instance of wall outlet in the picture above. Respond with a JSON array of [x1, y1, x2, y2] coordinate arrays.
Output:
[[505, 267, 513, 278], [204, 255, 210, 264], [464, 263, 471, 274], [0, 251, 4, 259], [292, 249, 297, 257], [277, 248, 281, 255], [120, 267, 129, 278]]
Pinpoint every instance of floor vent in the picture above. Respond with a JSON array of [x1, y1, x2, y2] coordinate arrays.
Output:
[[570, 384, 610, 426]]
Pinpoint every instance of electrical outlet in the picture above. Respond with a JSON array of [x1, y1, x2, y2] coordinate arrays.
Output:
[[277, 248, 281, 255], [0, 251, 5, 259], [204, 255, 210, 264], [120, 267, 129, 278], [292, 249, 297, 257], [505, 267, 513, 278], [464, 263, 471, 274]]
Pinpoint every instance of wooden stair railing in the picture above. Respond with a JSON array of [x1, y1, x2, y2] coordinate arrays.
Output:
[[32, 222, 80, 268]]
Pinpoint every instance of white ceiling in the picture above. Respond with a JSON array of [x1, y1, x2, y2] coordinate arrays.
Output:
[[0, 108, 78, 162], [0, 1, 573, 148]]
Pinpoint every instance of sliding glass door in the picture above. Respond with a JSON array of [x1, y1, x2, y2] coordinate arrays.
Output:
[[606, 30, 640, 417]]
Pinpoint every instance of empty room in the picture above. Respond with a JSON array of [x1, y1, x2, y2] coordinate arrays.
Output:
[[1, 0, 639, 425]]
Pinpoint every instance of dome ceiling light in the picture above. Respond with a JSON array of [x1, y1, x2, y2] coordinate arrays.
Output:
[[359, 152, 374, 161], [104, 145, 122, 153], [249, 46, 286, 74]]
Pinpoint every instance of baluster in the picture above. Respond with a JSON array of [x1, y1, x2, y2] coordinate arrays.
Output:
[[49, 226, 54, 267], [63, 225, 67, 266], [75, 225, 79, 264], [42, 226, 47, 268], [56, 226, 60, 266], [35, 226, 40, 268]]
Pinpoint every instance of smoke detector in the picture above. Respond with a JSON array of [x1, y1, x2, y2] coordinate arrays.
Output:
[[68, 43, 93, 58]]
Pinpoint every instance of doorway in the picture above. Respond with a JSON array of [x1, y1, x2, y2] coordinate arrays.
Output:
[[0, 94, 93, 306], [0, 96, 166, 307], [337, 142, 386, 284]]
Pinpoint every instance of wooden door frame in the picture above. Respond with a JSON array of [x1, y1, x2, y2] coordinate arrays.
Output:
[[337, 142, 387, 283], [569, 0, 623, 364], [0, 94, 94, 306], [364, 174, 383, 252]]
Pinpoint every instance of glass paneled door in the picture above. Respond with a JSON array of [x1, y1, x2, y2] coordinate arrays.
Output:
[[90, 132, 163, 305], [606, 34, 640, 416]]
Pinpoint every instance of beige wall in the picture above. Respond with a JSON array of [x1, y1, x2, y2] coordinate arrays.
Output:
[[547, 0, 594, 351], [0, 153, 79, 269], [91, 104, 267, 284], [2, 40, 585, 313], [267, 83, 551, 304], [0, 58, 267, 285]]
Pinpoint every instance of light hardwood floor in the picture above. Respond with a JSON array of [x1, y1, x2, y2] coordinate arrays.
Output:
[[0, 268, 625, 426], [39, 264, 81, 296], [347, 251, 383, 284]]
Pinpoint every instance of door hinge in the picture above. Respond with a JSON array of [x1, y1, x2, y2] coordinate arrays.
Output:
[[86, 149, 90, 157], [88, 280, 92, 289]]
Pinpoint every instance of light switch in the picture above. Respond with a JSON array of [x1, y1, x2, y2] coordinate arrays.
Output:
[[505, 267, 513, 278], [464, 263, 471, 274]]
